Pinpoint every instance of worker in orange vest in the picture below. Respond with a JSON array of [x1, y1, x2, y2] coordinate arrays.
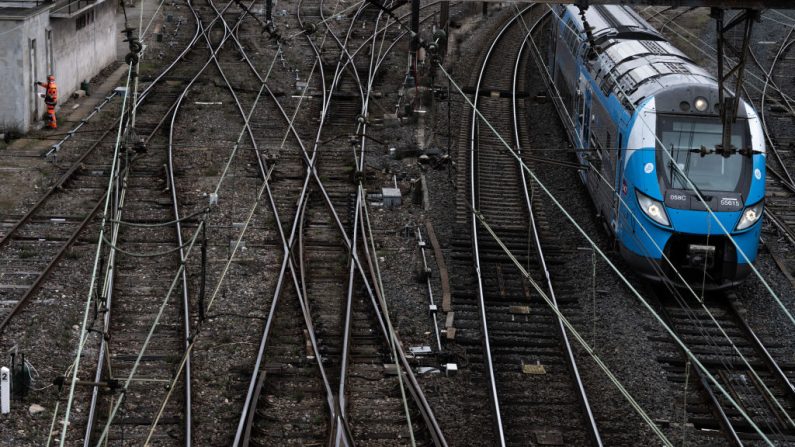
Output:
[[36, 75, 58, 129]]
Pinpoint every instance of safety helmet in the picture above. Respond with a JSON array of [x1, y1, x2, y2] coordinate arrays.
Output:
[[47, 75, 55, 81]]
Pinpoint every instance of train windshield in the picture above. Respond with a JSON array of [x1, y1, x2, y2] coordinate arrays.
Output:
[[657, 115, 750, 192]]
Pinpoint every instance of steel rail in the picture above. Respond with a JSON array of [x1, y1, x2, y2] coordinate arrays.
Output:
[[653, 297, 795, 445], [468, 8, 538, 445], [307, 2, 449, 444], [84, 0, 257, 443], [764, 208, 795, 247], [233, 0, 362, 442], [510, 13, 604, 447], [80, 69, 203, 445], [153, 0, 276, 442], [103, 0, 292, 440], [331, 3, 434, 443], [81, 12, 208, 436], [0, 1, 206, 334], [345, 7, 439, 438], [439, 8, 779, 444], [727, 296, 795, 400], [0, 129, 114, 253], [316, 3, 371, 444], [221, 2, 448, 443], [82, 140, 129, 447], [759, 29, 795, 189], [230, 1, 448, 444], [202, 0, 356, 443]]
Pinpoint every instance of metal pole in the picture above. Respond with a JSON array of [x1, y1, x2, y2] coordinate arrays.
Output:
[[411, 0, 420, 51], [712, 8, 732, 151], [440, 2, 449, 54]]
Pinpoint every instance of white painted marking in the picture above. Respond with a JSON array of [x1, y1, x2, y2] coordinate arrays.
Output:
[[644, 163, 654, 174], [1, 366, 10, 414]]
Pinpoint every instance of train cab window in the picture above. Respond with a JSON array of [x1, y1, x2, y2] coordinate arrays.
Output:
[[657, 116, 750, 192]]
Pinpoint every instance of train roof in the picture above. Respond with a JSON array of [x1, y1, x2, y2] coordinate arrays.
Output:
[[562, 4, 716, 107]]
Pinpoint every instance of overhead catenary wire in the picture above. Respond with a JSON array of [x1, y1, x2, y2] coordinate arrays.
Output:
[[512, 5, 795, 433], [141, 0, 356, 440], [57, 60, 136, 447], [435, 59, 776, 445], [90, 1, 284, 443], [346, 6, 419, 445], [551, 5, 795, 331], [57, 0, 251, 441]]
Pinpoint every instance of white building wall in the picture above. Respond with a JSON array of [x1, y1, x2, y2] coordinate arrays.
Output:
[[51, 0, 117, 96], [0, 0, 117, 134], [0, 10, 49, 133]]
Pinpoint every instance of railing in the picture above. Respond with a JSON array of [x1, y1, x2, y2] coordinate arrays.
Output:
[[0, 0, 53, 9], [61, 0, 95, 15]]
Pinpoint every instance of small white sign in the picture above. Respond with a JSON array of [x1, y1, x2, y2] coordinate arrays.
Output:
[[755, 168, 761, 180], [1, 366, 9, 414], [644, 163, 654, 174]]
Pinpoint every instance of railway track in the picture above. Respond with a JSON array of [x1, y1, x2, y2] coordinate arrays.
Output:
[[60, 0, 272, 442], [653, 293, 795, 444], [225, 0, 447, 445], [618, 10, 795, 444], [0, 3, 215, 443], [0, 18, 202, 332], [450, 7, 602, 446], [756, 29, 795, 289]]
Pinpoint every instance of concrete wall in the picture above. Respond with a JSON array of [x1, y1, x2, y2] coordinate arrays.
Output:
[[0, 0, 117, 134], [51, 0, 117, 97], [0, 10, 49, 133]]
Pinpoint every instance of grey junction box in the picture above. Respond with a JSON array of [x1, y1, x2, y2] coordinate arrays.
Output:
[[382, 187, 401, 208]]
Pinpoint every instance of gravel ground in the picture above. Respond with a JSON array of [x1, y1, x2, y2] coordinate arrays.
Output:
[[2, 3, 795, 447]]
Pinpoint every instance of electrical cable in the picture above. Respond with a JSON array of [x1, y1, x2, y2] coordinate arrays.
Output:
[[513, 9, 795, 431], [57, 61, 135, 447], [105, 0, 328, 439], [57, 0, 242, 440], [106, 208, 207, 227], [550, 5, 795, 330], [518, 7, 795, 435], [436, 59, 776, 445]]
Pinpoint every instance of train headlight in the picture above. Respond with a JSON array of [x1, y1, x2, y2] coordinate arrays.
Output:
[[637, 190, 670, 227], [736, 201, 764, 230], [694, 97, 709, 112]]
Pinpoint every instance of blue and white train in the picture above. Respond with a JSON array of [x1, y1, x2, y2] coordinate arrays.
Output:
[[548, 5, 765, 290]]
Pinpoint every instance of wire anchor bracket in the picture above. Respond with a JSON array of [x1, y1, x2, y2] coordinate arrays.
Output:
[[711, 7, 760, 155]]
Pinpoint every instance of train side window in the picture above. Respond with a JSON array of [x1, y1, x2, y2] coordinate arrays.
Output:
[[606, 132, 612, 158], [601, 73, 615, 97]]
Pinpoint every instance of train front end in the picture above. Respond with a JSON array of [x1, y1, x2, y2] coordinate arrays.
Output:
[[617, 86, 766, 290]]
